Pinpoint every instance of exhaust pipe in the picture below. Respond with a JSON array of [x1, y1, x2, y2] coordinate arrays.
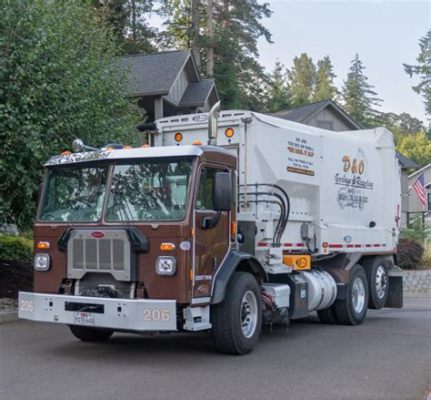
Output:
[[208, 101, 221, 145]]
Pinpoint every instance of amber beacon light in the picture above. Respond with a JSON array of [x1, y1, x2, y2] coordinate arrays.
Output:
[[225, 127, 235, 138]]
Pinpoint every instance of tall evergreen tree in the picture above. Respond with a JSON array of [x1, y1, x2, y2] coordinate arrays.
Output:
[[341, 54, 382, 127], [313, 56, 338, 102], [91, 0, 157, 53], [266, 60, 291, 113], [404, 29, 431, 116], [288, 53, 316, 106], [159, 0, 272, 110]]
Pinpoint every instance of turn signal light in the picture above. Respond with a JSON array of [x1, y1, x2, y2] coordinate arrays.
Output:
[[37, 241, 50, 250], [283, 254, 311, 270], [160, 242, 175, 252]]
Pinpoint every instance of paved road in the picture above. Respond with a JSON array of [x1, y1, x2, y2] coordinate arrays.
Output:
[[1, 296, 430, 400]]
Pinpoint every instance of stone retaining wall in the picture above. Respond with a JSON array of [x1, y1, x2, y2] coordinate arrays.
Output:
[[402, 269, 431, 293]]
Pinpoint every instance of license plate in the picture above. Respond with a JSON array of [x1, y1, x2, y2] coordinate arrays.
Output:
[[74, 312, 95, 326]]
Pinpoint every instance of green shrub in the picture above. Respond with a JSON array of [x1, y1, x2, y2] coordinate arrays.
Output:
[[397, 238, 424, 270], [400, 216, 431, 242], [0, 235, 34, 263], [421, 243, 431, 269]]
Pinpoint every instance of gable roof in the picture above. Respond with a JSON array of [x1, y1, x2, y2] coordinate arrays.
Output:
[[120, 50, 196, 97], [408, 163, 431, 179], [273, 99, 362, 130], [179, 79, 216, 107], [397, 152, 419, 170]]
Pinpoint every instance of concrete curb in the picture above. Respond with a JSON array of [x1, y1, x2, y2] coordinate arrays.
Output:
[[0, 310, 18, 324]]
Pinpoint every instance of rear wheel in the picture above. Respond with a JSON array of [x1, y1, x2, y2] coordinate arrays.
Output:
[[211, 272, 262, 355], [334, 264, 369, 325], [363, 257, 390, 309], [69, 325, 114, 342]]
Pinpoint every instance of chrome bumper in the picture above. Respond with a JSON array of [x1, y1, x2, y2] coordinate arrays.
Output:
[[18, 291, 177, 331]]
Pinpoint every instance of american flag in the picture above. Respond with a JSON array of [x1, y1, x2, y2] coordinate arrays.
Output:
[[412, 174, 426, 208]]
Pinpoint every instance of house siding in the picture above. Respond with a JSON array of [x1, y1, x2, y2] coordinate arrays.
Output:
[[408, 165, 431, 213], [167, 69, 189, 105], [305, 108, 354, 131]]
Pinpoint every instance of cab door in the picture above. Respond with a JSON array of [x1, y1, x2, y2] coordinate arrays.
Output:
[[193, 166, 231, 300]]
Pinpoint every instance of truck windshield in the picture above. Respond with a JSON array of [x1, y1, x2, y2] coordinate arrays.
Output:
[[39, 166, 108, 222], [105, 158, 193, 222]]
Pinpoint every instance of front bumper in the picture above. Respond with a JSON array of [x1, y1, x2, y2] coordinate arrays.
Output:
[[18, 292, 177, 331]]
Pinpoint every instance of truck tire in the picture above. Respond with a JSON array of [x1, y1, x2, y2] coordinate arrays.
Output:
[[317, 305, 338, 324], [68, 325, 114, 342], [211, 272, 262, 355], [363, 256, 390, 310], [334, 264, 369, 325]]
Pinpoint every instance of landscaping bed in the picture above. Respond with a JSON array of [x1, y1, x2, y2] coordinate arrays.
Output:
[[0, 261, 32, 299]]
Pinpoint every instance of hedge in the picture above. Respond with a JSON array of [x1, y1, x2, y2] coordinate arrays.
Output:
[[0, 235, 34, 264]]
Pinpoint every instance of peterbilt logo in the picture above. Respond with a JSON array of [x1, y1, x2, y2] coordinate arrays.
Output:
[[90, 231, 105, 238]]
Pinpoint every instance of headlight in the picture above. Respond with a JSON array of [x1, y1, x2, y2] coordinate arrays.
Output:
[[34, 253, 50, 271], [155, 256, 176, 276]]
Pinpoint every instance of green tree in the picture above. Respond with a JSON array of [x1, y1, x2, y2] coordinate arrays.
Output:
[[266, 60, 291, 113], [396, 132, 431, 166], [404, 29, 431, 116], [90, 0, 157, 53], [380, 112, 426, 140], [288, 53, 316, 106], [341, 54, 382, 127], [0, 0, 140, 228], [159, 0, 272, 110], [313, 56, 338, 102]]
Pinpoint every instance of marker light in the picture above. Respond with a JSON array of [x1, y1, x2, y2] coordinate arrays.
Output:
[[192, 140, 202, 145], [174, 132, 183, 142], [283, 255, 311, 271], [225, 127, 235, 138], [160, 242, 175, 251], [37, 241, 50, 250]]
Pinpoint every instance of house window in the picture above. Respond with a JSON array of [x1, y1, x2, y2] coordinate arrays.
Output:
[[428, 192, 431, 211], [317, 120, 334, 130]]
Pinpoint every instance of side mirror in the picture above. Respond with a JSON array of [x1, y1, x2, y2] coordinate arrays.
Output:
[[213, 172, 232, 211]]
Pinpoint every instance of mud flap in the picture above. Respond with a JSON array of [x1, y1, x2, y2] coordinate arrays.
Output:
[[385, 276, 403, 308]]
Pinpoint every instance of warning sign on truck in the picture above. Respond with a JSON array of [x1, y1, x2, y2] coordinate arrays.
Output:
[[287, 136, 315, 176]]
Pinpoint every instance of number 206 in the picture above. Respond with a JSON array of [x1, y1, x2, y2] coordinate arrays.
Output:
[[20, 300, 33, 312], [143, 308, 170, 322]]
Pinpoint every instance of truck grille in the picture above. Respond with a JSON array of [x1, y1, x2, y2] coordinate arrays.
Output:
[[67, 230, 131, 281]]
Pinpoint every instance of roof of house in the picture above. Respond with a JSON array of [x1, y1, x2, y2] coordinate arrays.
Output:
[[120, 50, 196, 96], [397, 152, 419, 170], [179, 79, 216, 107], [273, 99, 362, 130], [408, 163, 431, 179]]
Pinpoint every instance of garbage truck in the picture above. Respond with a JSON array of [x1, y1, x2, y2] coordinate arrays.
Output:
[[19, 104, 403, 354]]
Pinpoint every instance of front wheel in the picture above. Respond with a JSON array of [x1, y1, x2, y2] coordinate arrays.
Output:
[[68, 325, 114, 342], [334, 264, 369, 325], [211, 272, 262, 355]]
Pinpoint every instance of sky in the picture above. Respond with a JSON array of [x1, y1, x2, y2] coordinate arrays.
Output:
[[256, 0, 431, 123]]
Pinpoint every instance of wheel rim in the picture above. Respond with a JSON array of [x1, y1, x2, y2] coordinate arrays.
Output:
[[240, 290, 258, 338], [352, 277, 366, 314], [375, 265, 388, 299]]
